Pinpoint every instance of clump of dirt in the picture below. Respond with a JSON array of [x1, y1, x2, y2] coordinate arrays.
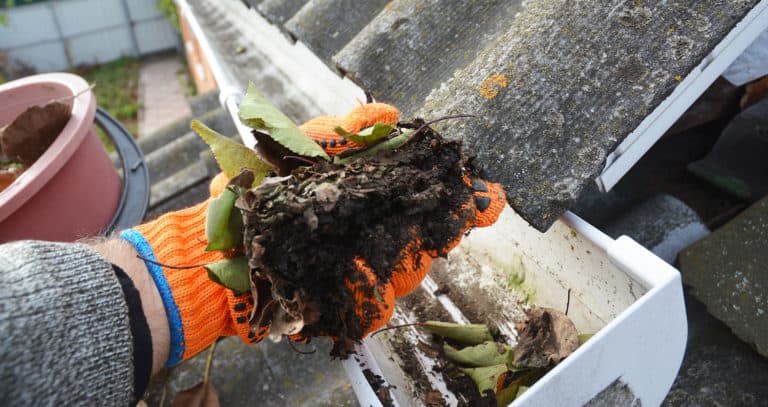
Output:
[[397, 287, 454, 322], [237, 124, 478, 355], [362, 368, 395, 407]]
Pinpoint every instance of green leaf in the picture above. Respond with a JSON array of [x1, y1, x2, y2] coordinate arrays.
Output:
[[578, 333, 594, 345], [333, 122, 394, 146], [495, 376, 528, 406], [495, 381, 519, 407], [205, 256, 251, 293], [0, 14, 8, 28], [238, 83, 329, 160], [459, 364, 508, 395], [205, 189, 243, 251], [374, 286, 385, 303], [422, 321, 494, 345], [332, 132, 411, 165], [191, 120, 272, 183], [443, 341, 514, 367]]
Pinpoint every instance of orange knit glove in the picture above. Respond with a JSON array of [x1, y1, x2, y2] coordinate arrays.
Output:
[[120, 174, 262, 366], [297, 103, 507, 340]]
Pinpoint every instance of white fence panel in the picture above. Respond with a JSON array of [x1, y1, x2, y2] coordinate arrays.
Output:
[[135, 19, 178, 55], [1, 0, 178, 74], [53, 0, 127, 37], [0, 4, 59, 48]]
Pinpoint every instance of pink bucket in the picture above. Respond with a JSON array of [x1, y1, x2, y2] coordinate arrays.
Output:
[[0, 73, 121, 242]]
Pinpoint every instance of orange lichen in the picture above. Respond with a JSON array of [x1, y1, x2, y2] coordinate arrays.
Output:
[[479, 74, 508, 100]]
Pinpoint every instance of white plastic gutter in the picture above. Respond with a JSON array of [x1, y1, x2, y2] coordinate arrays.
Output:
[[596, 0, 768, 192], [174, 0, 257, 148]]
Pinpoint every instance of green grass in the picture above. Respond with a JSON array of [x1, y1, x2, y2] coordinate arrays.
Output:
[[72, 57, 141, 151]]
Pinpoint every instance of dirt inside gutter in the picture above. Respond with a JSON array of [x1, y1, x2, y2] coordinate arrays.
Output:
[[373, 262, 531, 406]]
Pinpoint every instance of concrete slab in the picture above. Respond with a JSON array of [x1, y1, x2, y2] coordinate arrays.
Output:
[[138, 55, 192, 138], [664, 293, 768, 406], [144, 337, 358, 406], [679, 196, 768, 357]]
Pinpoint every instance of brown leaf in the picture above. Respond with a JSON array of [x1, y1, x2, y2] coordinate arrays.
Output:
[[425, 390, 447, 406], [741, 75, 768, 109], [227, 168, 255, 189], [0, 102, 71, 166], [253, 130, 302, 175], [512, 307, 579, 368], [170, 381, 220, 407]]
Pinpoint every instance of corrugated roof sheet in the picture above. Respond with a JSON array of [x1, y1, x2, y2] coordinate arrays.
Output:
[[250, 0, 310, 26], [242, 0, 760, 231]]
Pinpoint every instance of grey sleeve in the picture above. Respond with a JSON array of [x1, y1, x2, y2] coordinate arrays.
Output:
[[0, 240, 135, 406]]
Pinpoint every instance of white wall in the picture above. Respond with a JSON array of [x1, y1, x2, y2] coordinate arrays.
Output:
[[0, 0, 178, 73]]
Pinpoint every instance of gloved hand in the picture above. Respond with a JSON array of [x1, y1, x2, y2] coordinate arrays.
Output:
[[298, 103, 507, 340], [120, 174, 259, 367], [122, 102, 506, 366], [118, 105, 407, 366]]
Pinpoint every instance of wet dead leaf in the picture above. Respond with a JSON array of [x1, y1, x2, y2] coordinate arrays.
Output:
[[170, 381, 220, 407], [741, 75, 768, 109], [0, 102, 71, 166], [512, 307, 579, 368], [458, 364, 508, 396], [422, 321, 494, 345], [443, 341, 514, 367], [495, 376, 521, 407]]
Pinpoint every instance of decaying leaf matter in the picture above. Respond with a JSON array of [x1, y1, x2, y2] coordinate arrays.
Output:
[[236, 125, 479, 355], [512, 307, 579, 368], [1, 102, 71, 166]]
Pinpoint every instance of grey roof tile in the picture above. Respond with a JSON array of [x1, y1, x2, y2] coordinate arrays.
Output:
[[333, 0, 522, 116], [256, 0, 310, 26], [244, 0, 760, 230], [285, 0, 390, 67], [415, 1, 757, 230]]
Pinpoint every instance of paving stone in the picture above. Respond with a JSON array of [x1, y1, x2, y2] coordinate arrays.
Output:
[[679, 196, 768, 357], [144, 337, 357, 406], [138, 55, 192, 138], [663, 293, 768, 406]]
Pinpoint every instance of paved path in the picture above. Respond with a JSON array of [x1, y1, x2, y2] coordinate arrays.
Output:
[[138, 55, 192, 138]]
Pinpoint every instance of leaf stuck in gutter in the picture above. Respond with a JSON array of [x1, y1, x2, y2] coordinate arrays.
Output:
[[422, 321, 495, 345]]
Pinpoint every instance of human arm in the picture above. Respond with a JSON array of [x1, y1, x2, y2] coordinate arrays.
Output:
[[0, 240, 158, 406]]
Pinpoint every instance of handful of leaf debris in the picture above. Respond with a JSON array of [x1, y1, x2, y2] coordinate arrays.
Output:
[[194, 84, 482, 354]]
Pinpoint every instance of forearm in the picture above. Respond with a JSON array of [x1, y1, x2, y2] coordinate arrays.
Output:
[[91, 238, 169, 377], [0, 240, 139, 405]]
